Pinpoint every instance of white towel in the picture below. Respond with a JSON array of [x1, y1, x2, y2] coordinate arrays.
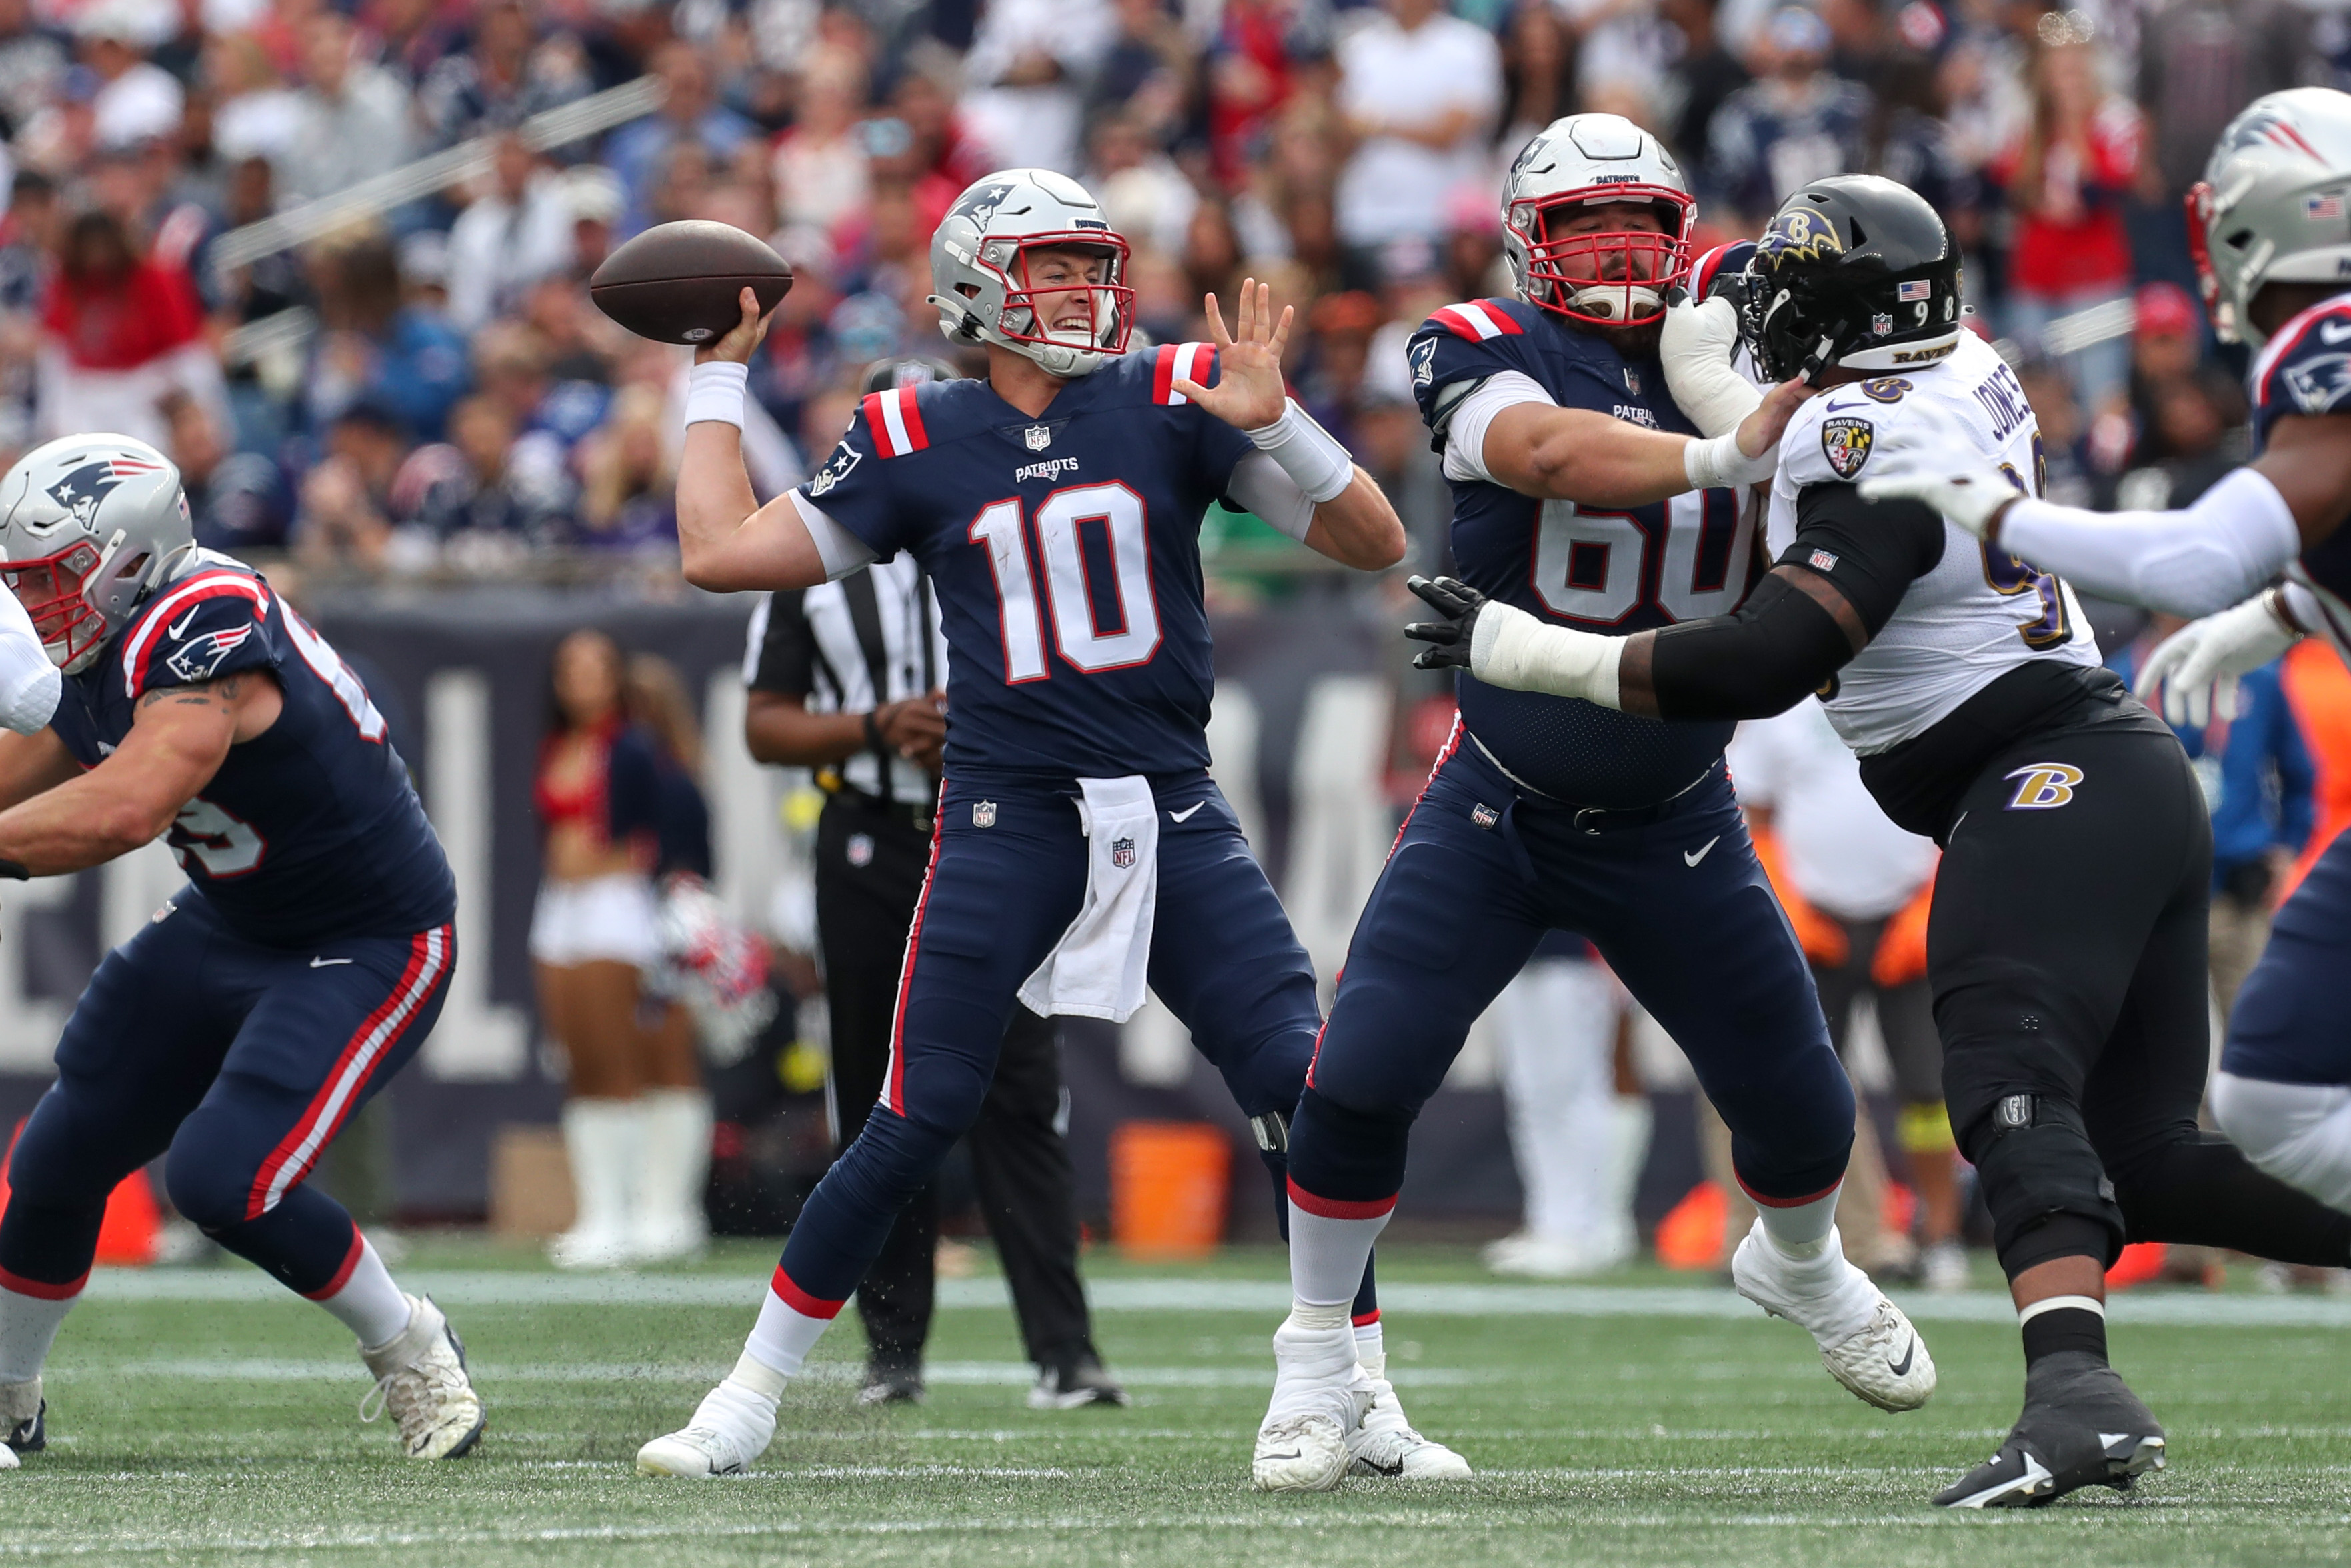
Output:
[[1018, 775, 1159, 1023]]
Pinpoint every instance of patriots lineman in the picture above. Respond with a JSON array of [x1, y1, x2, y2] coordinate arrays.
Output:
[[1862, 89, 2351, 1243], [634, 169, 1442, 1482], [0, 434, 482, 1466], [1410, 174, 2351, 1508], [1256, 115, 1937, 1497]]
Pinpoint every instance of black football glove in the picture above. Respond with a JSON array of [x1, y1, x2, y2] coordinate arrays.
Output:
[[1404, 575, 1489, 671]]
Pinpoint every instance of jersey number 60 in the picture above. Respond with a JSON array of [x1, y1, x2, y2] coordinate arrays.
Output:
[[970, 483, 1162, 681], [1532, 490, 1753, 625]]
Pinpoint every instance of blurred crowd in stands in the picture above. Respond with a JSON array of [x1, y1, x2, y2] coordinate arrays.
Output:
[[0, 0, 2326, 579]]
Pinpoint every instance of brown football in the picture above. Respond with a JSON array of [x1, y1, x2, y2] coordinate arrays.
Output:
[[589, 220, 793, 347]]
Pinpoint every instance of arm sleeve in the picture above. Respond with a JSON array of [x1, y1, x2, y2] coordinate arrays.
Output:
[[1440, 371, 1559, 485], [1225, 451, 1317, 542], [1994, 467, 2300, 619], [1644, 482, 1945, 722], [791, 491, 880, 581], [744, 589, 818, 697]]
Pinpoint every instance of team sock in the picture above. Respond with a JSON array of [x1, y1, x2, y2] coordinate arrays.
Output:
[[0, 1283, 77, 1385], [745, 1267, 843, 1381], [1749, 1179, 1842, 1260], [1743, 1183, 1879, 1344], [2018, 1295, 2108, 1369], [317, 1237, 415, 1350], [1286, 1186, 1393, 1308], [1353, 1317, 1385, 1379]]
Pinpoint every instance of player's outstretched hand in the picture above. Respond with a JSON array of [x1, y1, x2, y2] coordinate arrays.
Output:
[[1173, 278, 1290, 431], [1404, 575, 1488, 671], [695, 287, 771, 367], [2134, 592, 2303, 727], [1735, 376, 1810, 463]]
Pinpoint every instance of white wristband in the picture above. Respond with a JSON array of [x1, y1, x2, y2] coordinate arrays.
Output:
[[685, 360, 750, 429], [1246, 398, 1354, 504], [1684, 431, 1772, 492], [1470, 599, 1624, 708]]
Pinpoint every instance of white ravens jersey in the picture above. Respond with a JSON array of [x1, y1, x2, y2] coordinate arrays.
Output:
[[1768, 330, 2100, 754]]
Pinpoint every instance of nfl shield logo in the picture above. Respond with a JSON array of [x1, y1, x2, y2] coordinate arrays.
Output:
[[1623, 367, 1641, 394], [847, 832, 875, 867], [1024, 425, 1052, 451], [1111, 836, 1137, 869], [1871, 311, 1894, 335], [1470, 803, 1499, 829], [973, 800, 998, 828]]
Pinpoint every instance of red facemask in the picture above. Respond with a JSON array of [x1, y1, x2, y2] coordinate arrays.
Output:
[[1, 539, 107, 669], [982, 233, 1136, 357], [1512, 187, 1696, 327]]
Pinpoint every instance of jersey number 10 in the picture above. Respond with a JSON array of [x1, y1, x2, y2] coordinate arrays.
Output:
[[970, 483, 1162, 681]]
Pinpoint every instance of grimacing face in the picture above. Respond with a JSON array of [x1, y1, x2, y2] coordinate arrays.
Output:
[[1022, 246, 1113, 334], [1552, 201, 1668, 283]]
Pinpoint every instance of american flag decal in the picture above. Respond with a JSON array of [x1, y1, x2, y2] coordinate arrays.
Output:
[[2309, 193, 2346, 222], [1897, 280, 1932, 301]]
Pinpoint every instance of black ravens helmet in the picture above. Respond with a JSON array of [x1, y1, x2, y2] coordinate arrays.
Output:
[[1734, 175, 1964, 383], [859, 355, 961, 395]]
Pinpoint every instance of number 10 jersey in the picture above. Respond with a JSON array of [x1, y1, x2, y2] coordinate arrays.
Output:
[[797, 345, 1253, 781]]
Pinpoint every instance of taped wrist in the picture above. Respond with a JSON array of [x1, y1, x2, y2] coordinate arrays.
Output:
[[1684, 431, 1774, 492], [1645, 573, 1854, 721], [1246, 398, 1354, 503], [685, 360, 750, 429], [1471, 600, 1623, 705]]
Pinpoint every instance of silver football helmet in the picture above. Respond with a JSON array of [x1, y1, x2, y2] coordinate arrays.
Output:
[[927, 169, 1133, 378], [0, 433, 192, 673], [2192, 88, 2351, 347], [1502, 115, 1696, 327]]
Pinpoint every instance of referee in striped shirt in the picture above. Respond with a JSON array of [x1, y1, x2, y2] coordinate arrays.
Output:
[[740, 358, 1124, 1411]]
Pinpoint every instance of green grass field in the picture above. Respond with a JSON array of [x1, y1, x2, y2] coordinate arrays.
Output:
[[3, 1237, 2348, 1565]]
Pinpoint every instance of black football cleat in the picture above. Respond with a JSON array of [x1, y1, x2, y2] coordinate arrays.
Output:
[[1028, 1355, 1131, 1410], [857, 1365, 926, 1407], [1934, 1351, 2165, 1508]]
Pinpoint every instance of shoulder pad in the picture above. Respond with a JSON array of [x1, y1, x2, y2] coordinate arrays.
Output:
[[1692, 241, 1756, 300], [117, 569, 275, 697], [1424, 299, 1532, 344], [1780, 396, 1880, 487], [1145, 341, 1219, 405], [859, 384, 935, 458], [2251, 293, 2351, 421]]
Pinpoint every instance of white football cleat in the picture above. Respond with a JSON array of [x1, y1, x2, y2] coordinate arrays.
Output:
[[1347, 1360, 1470, 1479], [1251, 1309, 1368, 1493], [359, 1295, 486, 1458], [637, 1372, 779, 1477], [1733, 1220, 1936, 1413], [636, 1423, 754, 1477]]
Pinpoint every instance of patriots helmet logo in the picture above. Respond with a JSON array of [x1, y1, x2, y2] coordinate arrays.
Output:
[[805, 439, 863, 498], [1760, 207, 1844, 264], [45, 461, 125, 529], [950, 181, 1017, 230], [2286, 351, 2351, 415], [162, 623, 253, 685]]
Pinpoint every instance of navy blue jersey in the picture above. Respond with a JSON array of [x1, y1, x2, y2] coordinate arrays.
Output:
[[49, 557, 455, 945], [800, 343, 1252, 779], [2248, 289, 2351, 607], [1410, 296, 1766, 807]]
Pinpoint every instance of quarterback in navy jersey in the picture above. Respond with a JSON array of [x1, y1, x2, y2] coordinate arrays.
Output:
[[1269, 115, 1940, 1481], [635, 168, 1443, 1492], [0, 434, 482, 1467], [1866, 89, 2351, 1297]]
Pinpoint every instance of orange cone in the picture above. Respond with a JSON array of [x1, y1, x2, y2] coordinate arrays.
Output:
[[2105, 1241, 2166, 1290], [1656, 1180, 1726, 1271]]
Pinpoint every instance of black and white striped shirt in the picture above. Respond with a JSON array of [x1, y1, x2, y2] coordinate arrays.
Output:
[[743, 557, 949, 807]]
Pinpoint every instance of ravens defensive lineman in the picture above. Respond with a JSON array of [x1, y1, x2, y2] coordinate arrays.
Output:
[[0, 434, 483, 1465], [1862, 88, 2351, 1247], [1407, 174, 2351, 1507], [635, 169, 1445, 1483], [1258, 115, 1938, 1497]]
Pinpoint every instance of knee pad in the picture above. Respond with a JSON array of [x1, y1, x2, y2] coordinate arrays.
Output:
[[1961, 1091, 2124, 1268], [2212, 1071, 2351, 1214], [1288, 1086, 1413, 1205]]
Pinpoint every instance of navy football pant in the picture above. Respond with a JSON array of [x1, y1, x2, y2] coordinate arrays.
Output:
[[777, 769, 1373, 1314], [0, 893, 453, 1301], [2224, 823, 2351, 1087], [1292, 729, 1854, 1211]]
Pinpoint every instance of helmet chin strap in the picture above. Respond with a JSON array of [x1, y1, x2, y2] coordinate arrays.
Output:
[[1567, 281, 1664, 321]]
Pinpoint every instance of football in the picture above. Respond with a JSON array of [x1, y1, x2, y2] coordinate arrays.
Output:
[[588, 220, 793, 347]]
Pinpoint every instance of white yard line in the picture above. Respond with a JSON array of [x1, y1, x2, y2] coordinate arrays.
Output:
[[67, 1268, 2351, 1329]]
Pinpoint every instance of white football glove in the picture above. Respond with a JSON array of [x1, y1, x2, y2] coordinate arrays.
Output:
[[2134, 589, 2304, 728], [1660, 293, 1758, 441]]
